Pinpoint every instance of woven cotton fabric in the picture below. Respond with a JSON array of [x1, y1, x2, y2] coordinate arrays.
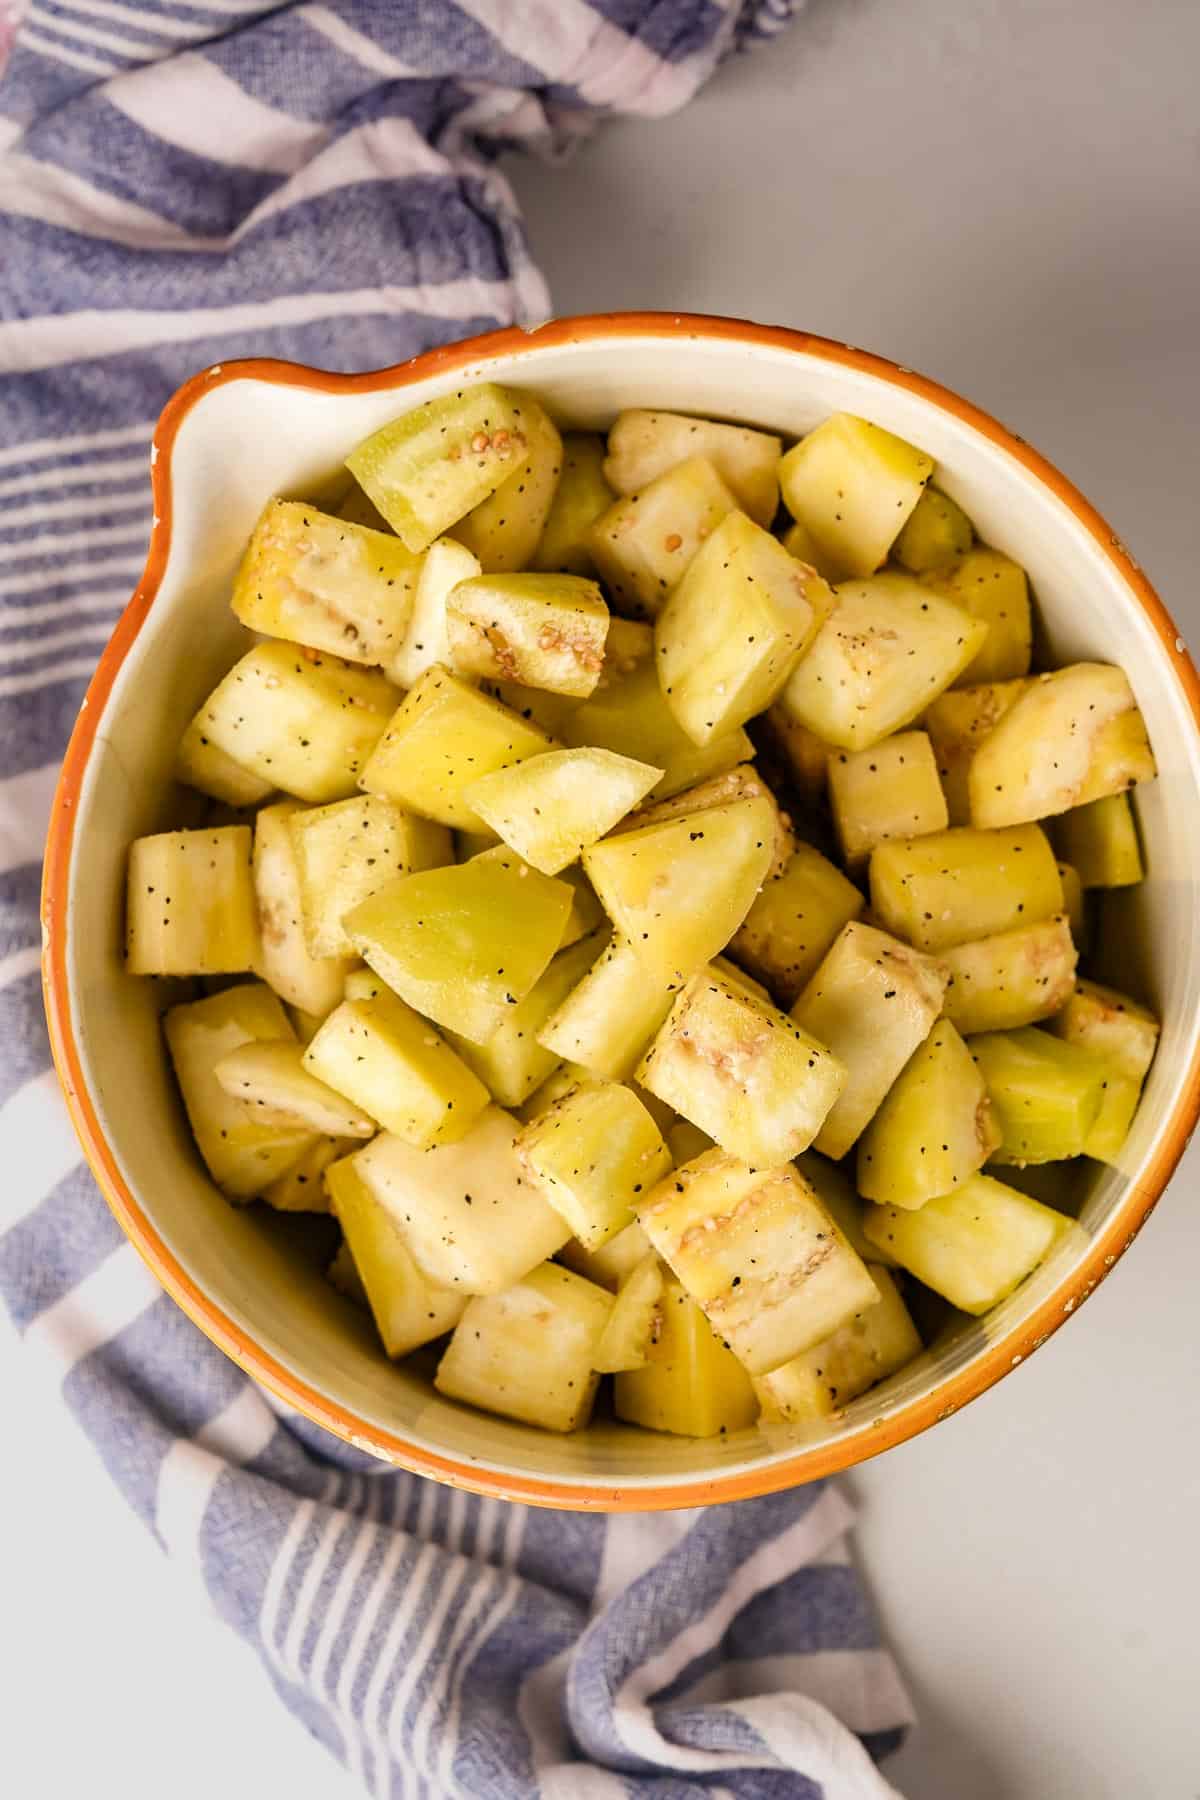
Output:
[[0, 5, 913, 1793]]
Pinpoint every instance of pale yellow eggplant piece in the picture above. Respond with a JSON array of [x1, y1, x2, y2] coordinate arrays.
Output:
[[869, 823, 1062, 953], [779, 412, 933, 579], [604, 410, 781, 527], [303, 993, 489, 1148], [360, 665, 552, 830], [446, 571, 609, 698], [614, 1277, 758, 1438], [231, 499, 418, 664], [779, 573, 987, 752], [435, 1263, 612, 1432], [790, 921, 950, 1159], [351, 1109, 570, 1294], [345, 383, 534, 553], [637, 1149, 879, 1376], [864, 1173, 1072, 1314], [532, 433, 614, 576], [755, 1267, 921, 1421], [857, 1019, 999, 1208], [968, 664, 1156, 829], [126, 824, 259, 977], [587, 455, 737, 620], [827, 730, 948, 869]]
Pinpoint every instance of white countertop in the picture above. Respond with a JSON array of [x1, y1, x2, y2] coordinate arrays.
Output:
[[6, 2, 1199, 1795]]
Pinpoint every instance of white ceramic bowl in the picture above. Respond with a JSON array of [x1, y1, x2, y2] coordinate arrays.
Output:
[[43, 313, 1200, 1509]]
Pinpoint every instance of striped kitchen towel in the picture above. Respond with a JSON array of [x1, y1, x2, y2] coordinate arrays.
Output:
[[0, 3, 915, 1794]]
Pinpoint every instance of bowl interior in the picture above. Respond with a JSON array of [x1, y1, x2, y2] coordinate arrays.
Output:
[[62, 327, 1200, 1499]]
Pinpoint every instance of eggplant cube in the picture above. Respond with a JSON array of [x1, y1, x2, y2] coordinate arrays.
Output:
[[790, 922, 950, 1160], [537, 933, 678, 1082], [175, 720, 273, 808], [779, 412, 933, 579], [613, 764, 794, 879], [465, 746, 661, 875], [1048, 978, 1159, 1163], [345, 383, 535, 553], [969, 1026, 1109, 1164], [443, 929, 608, 1109], [604, 409, 781, 528], [968, 663, 1156, 829], [187, 642, 397, 803], [827, 730, 949, 869], [126, 824, 259, 977], [755, 1267, 922, 1422], [587, 454, 737, 620], [230, 498, 419, 664], [780, 573, 987, 752], [558, 1219, 654, 1292], [389, 537, 481, 688], [582, 796, 776, 987], [856, 1018, 1000, 1209], [325, 1153, 466, 1357], [1054, 793, 1144, 888], [446, 571, 609, 698], [593, 1254, 665, 1373], [927, 547, 1032, 686], [213, 1038, 376, 1138], [728, 843, 864, 1004], [614, 1276, 758, 1437], [941, 915, 1077, 1035], [637, 1149, 880, 1376], [454, 396, 562, 574], [515, 1081, 672, 1249], [532, 432, 614, 576], [655, 511, 831, 745], [869, 823, 1063, 953], [637, 968, 845, 1167], [261, 1133, 356, 1214], [164, 985, 316, 1198], [360, 666, 553, 830], [864, 1174, 1073, 1314], [254, 801, 355, 1016], [289, 794, 451, 958], [302, 993, 489, 1148], [344, 852, 573, 1045], [351, 1108, 571, 1294], [435, 1262, 613, 1432], [564, 632, 752, 800], [893, 485, 973, 575], [922, 679, 1030, 825]]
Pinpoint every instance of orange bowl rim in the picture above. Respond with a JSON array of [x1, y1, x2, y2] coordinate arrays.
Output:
[[40, 310, 1200, 1510]]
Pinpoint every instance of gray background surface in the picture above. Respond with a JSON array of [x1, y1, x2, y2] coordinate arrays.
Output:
[[511, 4, 1200, 1796], [4, 4, 1198, 1797]]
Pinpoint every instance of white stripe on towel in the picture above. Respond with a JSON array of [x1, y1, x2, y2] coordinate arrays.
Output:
[[27, 4, 163, 62], [109, 52, 333, 174], [0, 556, 145, 600], [0, 152, 221, 251], [0, 1071, 83, 1232], [0, 588, 129, 631], [155, 1382, 278, 1577], [0, 764, 60, 875], [17, 25, 116, 76], [0, 658, 106, 699], [0, 453, 146, 499], [23, 1240, 162, 1377], [295, 5, 419, 79], [0, 490, 149, 530], [0, 274, 522, 374], [0, 424, 153, 472]]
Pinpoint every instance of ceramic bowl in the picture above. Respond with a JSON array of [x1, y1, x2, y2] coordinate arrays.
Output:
[[42, 313, 1200, 1509]]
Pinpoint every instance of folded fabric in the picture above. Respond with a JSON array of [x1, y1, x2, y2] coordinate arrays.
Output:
[[0, 2, 914, 1793]]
